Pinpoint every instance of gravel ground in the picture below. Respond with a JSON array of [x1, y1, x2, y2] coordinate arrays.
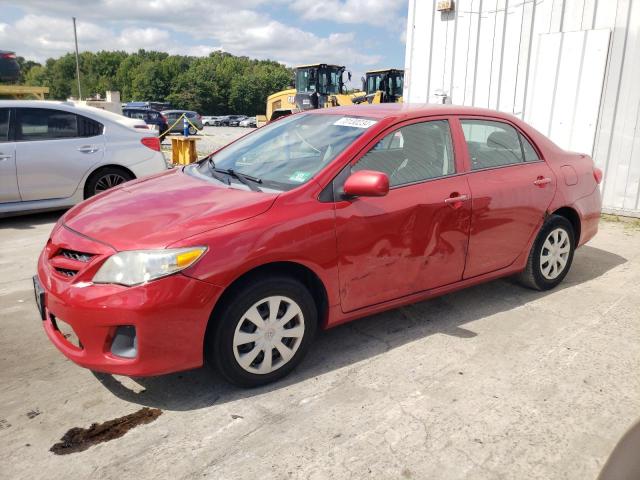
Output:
[[0, 214, 639, 479], [161, 126, 254, 161]]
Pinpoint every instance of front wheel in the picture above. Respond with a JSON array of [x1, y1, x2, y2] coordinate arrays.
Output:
[[207, 276, 317, 387], [517, 214, 575, 290]]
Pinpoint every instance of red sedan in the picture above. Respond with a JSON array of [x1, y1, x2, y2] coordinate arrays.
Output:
[[35, 104, 602, 387]]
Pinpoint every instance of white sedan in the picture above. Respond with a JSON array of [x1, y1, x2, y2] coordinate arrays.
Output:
[[0, 100, 168, 216]]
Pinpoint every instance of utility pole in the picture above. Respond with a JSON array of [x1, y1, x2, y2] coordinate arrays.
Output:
[[72, 17, 82, 100]]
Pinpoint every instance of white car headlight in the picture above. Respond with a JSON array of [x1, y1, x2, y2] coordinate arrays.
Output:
[[93, 247, 207, 286]]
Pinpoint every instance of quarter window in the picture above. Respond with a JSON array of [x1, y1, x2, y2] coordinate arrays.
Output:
[[77, 115, 103, 137], [461, 119, 539, 169], [353, 120, 455, 187]]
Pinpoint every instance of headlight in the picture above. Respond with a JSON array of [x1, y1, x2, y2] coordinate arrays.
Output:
[[93, 247, 207, 286]]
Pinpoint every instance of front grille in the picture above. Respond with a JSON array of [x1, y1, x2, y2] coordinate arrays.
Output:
[[55, 267, 78, 278], [58, 249, 94, 263]]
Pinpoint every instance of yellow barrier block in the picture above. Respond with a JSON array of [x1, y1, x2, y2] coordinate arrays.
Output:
[[170, 136, 201, 165]]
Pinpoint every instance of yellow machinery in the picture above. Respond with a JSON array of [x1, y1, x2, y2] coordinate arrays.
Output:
[[353, 68, 404, 104], [0, 85, 49, 100], [258, 64, 362, 125]]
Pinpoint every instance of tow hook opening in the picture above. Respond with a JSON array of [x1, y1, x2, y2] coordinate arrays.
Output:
[[111, 326, 137, 359]]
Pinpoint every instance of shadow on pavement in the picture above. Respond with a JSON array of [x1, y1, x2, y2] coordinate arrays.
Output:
[[0, 210, 65, 230], [87, 244, 625, 411]]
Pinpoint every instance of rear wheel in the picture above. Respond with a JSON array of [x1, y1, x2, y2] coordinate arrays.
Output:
[[84, 167, 133, 199], [207, 275, 317, 387], [517, 214, 575, 290], [188, 126, 197, 135]]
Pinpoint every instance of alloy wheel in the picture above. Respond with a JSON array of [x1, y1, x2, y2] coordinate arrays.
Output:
[[540, 227, 571, 280], [94, 173, 127, 194], [232, 295, 305, 375]]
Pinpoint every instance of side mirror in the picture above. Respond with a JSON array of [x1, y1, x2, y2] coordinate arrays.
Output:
[[348, 71, 352, 82], [343, 170, 389, 198], [361, 76, 366, 92]]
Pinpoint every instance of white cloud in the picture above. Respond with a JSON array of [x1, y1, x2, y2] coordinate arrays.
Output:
[[289, 0, 406, 28], [3, 0, 398, 72]]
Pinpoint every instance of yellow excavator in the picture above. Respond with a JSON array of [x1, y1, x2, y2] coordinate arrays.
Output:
[[352, 68, 404, 104], [257, 65, 404, 125]]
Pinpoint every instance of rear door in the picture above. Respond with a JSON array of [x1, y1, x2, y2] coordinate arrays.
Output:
[[15, 107, 105, 201], [457, 117, 555, 278], [0, 108, 20, 203]]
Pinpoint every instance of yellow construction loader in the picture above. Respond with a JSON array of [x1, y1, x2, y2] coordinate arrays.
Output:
[[257, 65, 404, 126], [352, 68, 404, 104], [258, 63, 360, 125]]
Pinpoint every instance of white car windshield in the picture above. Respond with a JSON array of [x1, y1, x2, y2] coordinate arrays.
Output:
[[193, 113, 377, 191]]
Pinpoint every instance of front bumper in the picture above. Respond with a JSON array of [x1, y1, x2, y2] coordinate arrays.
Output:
[[37, 225, 222, 376]]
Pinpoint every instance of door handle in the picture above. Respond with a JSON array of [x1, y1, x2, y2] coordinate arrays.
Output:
[[444, 194, 469, 208], [0, 154, 12, 161], [533, 176, 552, 186], [77, 145, 99, 154], [444, 194, 468, 203]]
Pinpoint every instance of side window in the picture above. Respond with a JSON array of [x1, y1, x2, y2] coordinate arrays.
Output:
[[16, 108, 77, 141], [520, 133, 540, 162], [0, 109, 9, 142], [77, 115, 103, 137], [461, 119, 534, 170], [353, 120, 455, 187]]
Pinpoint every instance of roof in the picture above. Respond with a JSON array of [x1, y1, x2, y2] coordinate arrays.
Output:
[[307, 103, 523, 122], [366, 68, 404, 74], [295, 64, 344, 69], [0, 99, 144, 129]]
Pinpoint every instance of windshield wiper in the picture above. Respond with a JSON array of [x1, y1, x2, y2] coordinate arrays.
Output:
[[215, 167, 263, 192], [206, 158, 231, 185]]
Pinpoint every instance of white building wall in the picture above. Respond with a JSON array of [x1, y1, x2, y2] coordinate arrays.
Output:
[[404, 0, 640, 216]]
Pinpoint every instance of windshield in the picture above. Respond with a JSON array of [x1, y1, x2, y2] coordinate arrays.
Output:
[[193, 113, 377, 191], [319, 68, 342, 94]]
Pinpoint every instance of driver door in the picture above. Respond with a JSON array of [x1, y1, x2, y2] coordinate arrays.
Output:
[[333, 118, 471, 312]]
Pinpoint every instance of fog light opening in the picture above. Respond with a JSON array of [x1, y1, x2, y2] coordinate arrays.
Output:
[[111, 326, 138, 359]]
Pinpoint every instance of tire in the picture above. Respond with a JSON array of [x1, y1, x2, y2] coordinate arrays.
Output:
[[206, 275, 318, 387], [84, 167, 134, 199], [517, 214, 575, 291], [188, 126, 197, 135]]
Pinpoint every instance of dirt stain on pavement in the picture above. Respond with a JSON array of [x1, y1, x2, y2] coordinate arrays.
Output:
[[50, 407, 162, 455]]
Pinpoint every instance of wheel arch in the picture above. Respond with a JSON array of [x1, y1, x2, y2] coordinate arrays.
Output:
[[550, 206, 581, 245], [205, 261, 330, 341], [83, 164, 136, 199]]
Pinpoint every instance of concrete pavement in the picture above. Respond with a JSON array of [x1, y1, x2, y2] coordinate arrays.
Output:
[[1, 214, 638, 479]]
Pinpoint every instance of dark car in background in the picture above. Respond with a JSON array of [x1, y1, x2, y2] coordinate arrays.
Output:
[[215, 115, 246, 126], [0, 50, 20, 82], [162, 110, 203, 134], [122, 107, 169, 136], [228, 115, 248, 127]]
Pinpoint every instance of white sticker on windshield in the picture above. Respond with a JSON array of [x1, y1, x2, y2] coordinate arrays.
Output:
[[333, 117, 378, 129]]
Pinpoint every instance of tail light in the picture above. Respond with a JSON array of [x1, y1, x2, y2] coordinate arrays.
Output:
[[160, 113, 168, 123], [593, 167, 603, 184], [141, 137, 160, 151], [1, 53, 16, 59]]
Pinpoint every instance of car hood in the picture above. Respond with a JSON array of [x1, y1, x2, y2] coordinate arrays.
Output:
[[63, 169, 278, 250]]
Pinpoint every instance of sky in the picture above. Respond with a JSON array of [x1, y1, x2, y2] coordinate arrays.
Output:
[[0, 0, 408, 84]]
